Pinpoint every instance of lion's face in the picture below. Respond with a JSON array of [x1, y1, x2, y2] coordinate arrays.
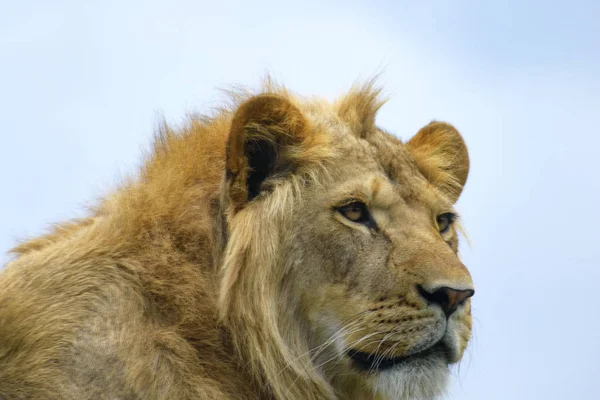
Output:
[[289, 129, 473, 399], [219, 87, 474, 400]]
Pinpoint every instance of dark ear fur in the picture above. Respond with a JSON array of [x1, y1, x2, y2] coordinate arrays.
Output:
[[225, 94, 309, 207], [406, 121, 470, 203]]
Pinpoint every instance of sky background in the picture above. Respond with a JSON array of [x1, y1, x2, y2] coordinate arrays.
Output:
[[1, 1, 599, 398]]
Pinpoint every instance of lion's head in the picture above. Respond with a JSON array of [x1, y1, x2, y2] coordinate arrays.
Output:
[[216, 83, 474, 400]]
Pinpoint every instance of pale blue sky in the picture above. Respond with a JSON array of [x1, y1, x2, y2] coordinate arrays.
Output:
[[1, 1, 599, 398]]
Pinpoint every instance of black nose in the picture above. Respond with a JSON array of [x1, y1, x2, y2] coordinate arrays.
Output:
[[418, 285, 475, 317]]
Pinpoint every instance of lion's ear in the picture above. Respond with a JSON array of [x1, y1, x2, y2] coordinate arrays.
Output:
[[406, 121, 470, 203], [225, 94, 310, 207]]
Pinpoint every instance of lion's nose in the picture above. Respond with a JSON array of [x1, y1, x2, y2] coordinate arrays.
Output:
[[417, 285, 474, 318]]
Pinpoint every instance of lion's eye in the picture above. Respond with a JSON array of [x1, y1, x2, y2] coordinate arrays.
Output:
[[338, 202, 373, 226], [436, 212, 457, 234]]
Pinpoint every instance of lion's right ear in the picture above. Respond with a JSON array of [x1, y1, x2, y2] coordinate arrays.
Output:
[[225, 94, 311, 209], [406, 121, 470, 203]]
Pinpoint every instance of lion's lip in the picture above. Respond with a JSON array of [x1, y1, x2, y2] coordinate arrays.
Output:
[[347, 342, 447, 372]]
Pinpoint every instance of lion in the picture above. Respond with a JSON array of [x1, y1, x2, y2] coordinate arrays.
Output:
[[0, 79, 474, 400]]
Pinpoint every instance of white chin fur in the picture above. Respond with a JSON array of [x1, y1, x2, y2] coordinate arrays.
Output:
[[372, 359, 448, 400]]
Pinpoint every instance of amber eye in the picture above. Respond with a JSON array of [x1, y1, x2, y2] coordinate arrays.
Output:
[[337, 202, 374, 227], [436, 212, 457, 234]]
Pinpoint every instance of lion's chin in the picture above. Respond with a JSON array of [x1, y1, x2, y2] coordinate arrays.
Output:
[[347, 341, 449, 372], [370, 358, 449, 400]]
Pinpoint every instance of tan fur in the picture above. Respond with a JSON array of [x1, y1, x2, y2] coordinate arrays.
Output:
[[0, 78, 474, 400]]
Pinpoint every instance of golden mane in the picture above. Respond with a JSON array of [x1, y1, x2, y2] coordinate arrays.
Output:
[[2, 77, 473, 400]]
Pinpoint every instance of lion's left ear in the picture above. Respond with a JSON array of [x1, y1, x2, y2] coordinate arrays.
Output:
[[406, 121, 470, 203], [225, 94, 315, 209]]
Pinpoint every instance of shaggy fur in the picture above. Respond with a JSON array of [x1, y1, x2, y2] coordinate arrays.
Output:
[[0, 78, 474, 400]]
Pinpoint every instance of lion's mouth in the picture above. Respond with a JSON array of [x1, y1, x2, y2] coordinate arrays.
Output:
[[347, 342, 447, 372]]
